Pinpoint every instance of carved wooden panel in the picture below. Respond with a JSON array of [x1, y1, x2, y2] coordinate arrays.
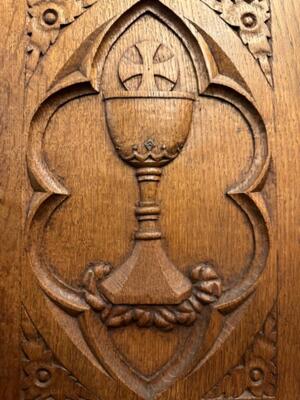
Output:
[[200, 0, 273, 85], [21, 0, 277, 399], [204, 304, 277, 399], [26, 0, 99, 80], [21, 307, 98, 400]]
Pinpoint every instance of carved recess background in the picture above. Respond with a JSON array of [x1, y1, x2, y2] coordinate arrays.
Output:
[[23, 1, 276, 399]]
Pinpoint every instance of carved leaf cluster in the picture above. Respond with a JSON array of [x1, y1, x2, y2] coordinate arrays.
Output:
[[83, 262, 222, 331], [21, 308, 97, 400], [201, 0, 273, 85], [26, 0, 98, 80], [204, 306, 277, 399]]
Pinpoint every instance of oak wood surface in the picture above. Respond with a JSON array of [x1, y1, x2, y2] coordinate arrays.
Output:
[[272, 1, 300, 398], [0, 1, 299, 399], [0, 1, 26, 399]]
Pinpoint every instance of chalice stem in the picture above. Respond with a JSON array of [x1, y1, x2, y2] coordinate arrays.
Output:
[[101, 166, 192, 305], [135, 168, 162, 241]]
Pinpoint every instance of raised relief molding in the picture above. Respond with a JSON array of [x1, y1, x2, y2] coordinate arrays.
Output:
[[21, 307, 98, 400], [26, 0, 99, 81], [204, 305, 277, 399], [200, 0, 273, 86], [101, 38, 195, 305], [83, 262, 222, 330], [24, 1, 273, 398], [119, 41, 179, 91], [26, 3, 270, 321]]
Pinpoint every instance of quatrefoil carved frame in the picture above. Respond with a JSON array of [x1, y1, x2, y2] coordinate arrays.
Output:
[[24, 1, 275, 399]]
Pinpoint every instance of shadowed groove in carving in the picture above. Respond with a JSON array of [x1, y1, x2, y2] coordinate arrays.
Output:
[[27, 84, 97, 315], [25, 0, 273, 398], [26, 78, 270, 400], [21, 305, 98, 399], [79, 309, 211, 400], [203, 303, 277, 399], [93, 0, 211, 94], [202, 83, 270, 313], [205, 83, 269, 192], [26, 0, 100, 82], [187, 20, 252, 95], [25, 3, 218, 391], [27, 83, 97, 196], [199, 0, 273, 86]]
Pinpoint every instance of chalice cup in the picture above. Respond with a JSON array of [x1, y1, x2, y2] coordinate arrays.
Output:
[[101, 91, 195, 304]]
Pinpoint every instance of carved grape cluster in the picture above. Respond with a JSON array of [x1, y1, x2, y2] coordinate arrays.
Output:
[[83, 262, 222, 331]]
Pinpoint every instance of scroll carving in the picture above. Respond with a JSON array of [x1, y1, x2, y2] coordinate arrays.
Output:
[[204, 305, 277, 399], [24, 1, 274, 398], [26, 0, 99, 81], [21, 307, 97, 400], [201, 0, 273, 86]]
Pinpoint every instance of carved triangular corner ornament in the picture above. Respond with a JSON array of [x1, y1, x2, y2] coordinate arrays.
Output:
[[21, 307, 98, 400], [204, 304, 277, 399], [24, 0, 275, 399], [200, 0, 273, 86], [26, 0, 99, 81]]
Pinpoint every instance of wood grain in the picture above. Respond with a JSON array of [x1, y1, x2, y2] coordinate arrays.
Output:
[[0, 0, 299, 399], [0, 1, 26, 399], [272, 1, 300, 398], [23, 1, 273, 398]]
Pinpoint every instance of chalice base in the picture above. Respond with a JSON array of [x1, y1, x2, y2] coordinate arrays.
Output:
[[100, 239, 192, 305]]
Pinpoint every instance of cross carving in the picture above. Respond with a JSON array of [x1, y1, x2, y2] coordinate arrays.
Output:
[[119, 41, 179, 91]]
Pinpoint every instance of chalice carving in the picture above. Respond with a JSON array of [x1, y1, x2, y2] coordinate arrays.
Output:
[[101, 41, 195, 304]]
